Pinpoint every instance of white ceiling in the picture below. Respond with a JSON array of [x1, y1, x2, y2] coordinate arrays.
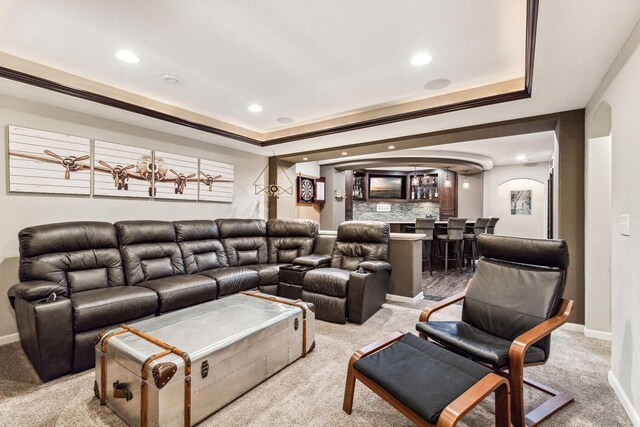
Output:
[[0, 0, 639, 157], [0, 0, 524, 131]]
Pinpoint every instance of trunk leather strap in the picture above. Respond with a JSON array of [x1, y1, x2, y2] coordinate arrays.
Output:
[[240, 291, 309, 357]]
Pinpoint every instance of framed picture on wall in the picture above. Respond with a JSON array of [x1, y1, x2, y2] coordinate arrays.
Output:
[[511, 190, 532, 215], [198, 158, 234, 203], [297, 176, 315, 204], [7, 125, 91, 195], [94, 140, 154, 198], [153, 151, 199, 201]]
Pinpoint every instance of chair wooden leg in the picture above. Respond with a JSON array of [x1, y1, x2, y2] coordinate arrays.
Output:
[[343, 362, 357, 414], [509, 366, 526, 427], [456, 241, 462, 273], [426, 240, 433, 275], [495, 381, 511, 427], [523, 378, 574, 427]]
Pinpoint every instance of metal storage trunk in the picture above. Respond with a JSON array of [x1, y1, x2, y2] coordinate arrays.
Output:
[[95, 292, 315, 427]]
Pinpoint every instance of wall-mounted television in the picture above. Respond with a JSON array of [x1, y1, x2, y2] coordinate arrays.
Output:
[[368, 175, 406, 199]]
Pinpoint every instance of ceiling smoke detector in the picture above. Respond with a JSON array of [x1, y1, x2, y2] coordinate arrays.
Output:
[[161, 74, 182, 85]]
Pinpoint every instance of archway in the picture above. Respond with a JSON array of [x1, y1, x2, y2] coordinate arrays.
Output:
[[585, 101, 612, 336], [496, 178, 546, 238]]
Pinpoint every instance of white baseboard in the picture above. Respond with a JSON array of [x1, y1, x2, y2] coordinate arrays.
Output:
[[609, 370, 640, 426], [559, 323, 612, 341], [0, 333, 19, 346], [386, 291, 424, 304], [584, 327, 612, 341], [560, 322, 584, 333]]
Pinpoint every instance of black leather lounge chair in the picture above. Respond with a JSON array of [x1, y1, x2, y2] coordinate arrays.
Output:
[[416, 234, 574, 427]]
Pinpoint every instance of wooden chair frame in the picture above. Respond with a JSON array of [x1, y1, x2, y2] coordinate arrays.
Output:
[[343, 331, 511, 427], [419, 280, 575, 427]]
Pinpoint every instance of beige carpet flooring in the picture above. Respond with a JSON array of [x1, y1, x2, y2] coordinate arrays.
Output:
[[0, 302, 631, 426]]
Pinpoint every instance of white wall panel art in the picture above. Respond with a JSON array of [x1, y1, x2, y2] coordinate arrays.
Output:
[[198, 158, 234, 203], [8, 125, 91, 195]]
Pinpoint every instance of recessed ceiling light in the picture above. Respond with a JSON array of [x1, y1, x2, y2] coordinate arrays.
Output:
[[161, 74, 182, 84], [302, 157, 309, 161], [425, 78, 451, 91], [248, 104, 263, 113], [116, 49, 140, 64], [411, 52, 432, 66], [516, 154, 527, 161], [387, 145, 395, 150], [277, 117, 294, 124], [341, 152, 348, 156]]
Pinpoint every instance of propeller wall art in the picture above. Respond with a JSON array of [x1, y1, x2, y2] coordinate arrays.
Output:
[[94, 140, 155, 198], [8, 125, 91, 195], [7, 125, 235, 202]]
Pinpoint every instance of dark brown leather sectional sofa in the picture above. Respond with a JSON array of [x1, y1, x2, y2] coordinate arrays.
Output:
[[8, 218, 393, 382], [7, 218, 319, 381]]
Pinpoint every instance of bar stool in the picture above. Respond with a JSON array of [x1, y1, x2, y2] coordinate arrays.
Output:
[[486, 217, 500, 234], [415, 218, 436, 275], [463, 217, 490, 272], [435, 217, 467, 274]]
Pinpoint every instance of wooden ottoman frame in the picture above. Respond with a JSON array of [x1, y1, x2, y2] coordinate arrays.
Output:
[[343, 331, 511, 427]]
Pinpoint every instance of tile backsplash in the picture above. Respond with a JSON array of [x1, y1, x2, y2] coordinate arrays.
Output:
[[353, 201, 439, 222]]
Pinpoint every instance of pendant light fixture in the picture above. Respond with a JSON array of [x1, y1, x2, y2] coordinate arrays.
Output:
[[462, 170, 470, 189], [411, 165, 420, 186], [444, 166, 452, 188]]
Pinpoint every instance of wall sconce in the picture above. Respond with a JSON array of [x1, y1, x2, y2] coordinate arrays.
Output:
[[334, 189, 346, 200]]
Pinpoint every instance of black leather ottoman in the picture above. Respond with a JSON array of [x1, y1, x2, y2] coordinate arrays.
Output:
[[278, 264, 314, 299], [344, 332, 510, 427]]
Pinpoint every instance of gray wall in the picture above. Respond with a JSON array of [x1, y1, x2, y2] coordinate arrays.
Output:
[[585, 18, 640, 423], [319, 165, 345, 230], [457, 173, 483, 219], [0, 94, 268, 339]]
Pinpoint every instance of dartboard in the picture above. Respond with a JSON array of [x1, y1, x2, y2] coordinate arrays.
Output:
[[300, 177, 314, 202]]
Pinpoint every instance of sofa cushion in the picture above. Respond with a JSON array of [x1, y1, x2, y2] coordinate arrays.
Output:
[[71, 286, 158, 332], [216, 219, 268, 266], [266, 219, 317, 263], [330, 221, 390, 270], [198, 267, 259, 296], [139, 275, 217, 313], [116, 221, 185, 286], [302, 268, 350, 297], [18, 221, 126, 292], [415, 320, 546, 368], [174, 220, 229, 273], [246, 264, 286, 285]]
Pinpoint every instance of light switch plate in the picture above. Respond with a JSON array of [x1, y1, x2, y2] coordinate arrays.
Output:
[[620, 214, 630, 236], [376, 203, 391, 212]]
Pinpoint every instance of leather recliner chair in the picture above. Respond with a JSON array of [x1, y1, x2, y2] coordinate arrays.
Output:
[[300, 221, 392, 324]]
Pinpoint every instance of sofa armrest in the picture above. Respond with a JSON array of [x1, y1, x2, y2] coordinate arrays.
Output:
[[357, 261, 392, 274], [347, 269, 390, 324], [13, 296, 73, 381], [8, 281, 68, 309], [293, 254, 332, 268]]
